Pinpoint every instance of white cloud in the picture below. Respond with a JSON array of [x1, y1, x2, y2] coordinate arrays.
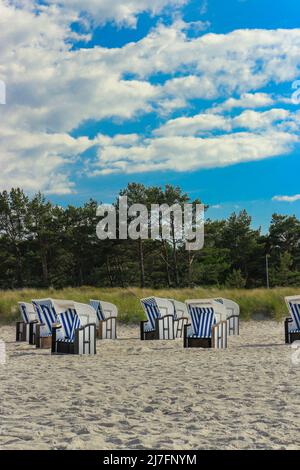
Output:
[[2, 2, 300, 192], [44, 0, 187, 27], [0, 124, 94, 194], [155, 108, 293, 136], [155, 113, 230, 136], [93, 129, 298, 175], [272, 194, 300, 203], [213, 93, 275, 112], [232, 109, 290, 130], [112, 25, 300, 89]]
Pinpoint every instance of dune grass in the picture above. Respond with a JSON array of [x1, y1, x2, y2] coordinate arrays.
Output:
[[0, 285, 297, 324]]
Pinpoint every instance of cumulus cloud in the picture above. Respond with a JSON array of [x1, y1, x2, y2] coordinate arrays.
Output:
[[213, 93, 275, 112], [0, 124, 94, 194], [272, 194, 300, 203], [155, 108, 293, 136], [45, 0, 188, 27], [232, 109, 291, 130], [2, 1, 300, 193], [93, 129, 298, 175], [155, 113, 230, 136]]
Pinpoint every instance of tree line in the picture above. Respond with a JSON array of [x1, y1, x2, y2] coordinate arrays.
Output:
[[0, 184, 300, 290]]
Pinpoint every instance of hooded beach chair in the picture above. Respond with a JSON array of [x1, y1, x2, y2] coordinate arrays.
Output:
[[184, 299, 227, 348], [51, 300, 96, 355], [140, 297, 177, 340], [214, 298, 240, 335], [16, 302, 39, 344], [284, 296, 300, 344], [32, 298, 59, 349], [89, 300, 118, 339]]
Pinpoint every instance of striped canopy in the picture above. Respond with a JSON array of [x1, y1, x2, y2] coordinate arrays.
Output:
[[141, 297, 161, 330], [90, 300, 105, 321], [188, 306, 215, 338], [18, 302, 37, 324], [289, 301, 300, 331], [59, 309, 80, 341], [285, 296, 300, 332], [32, 299, 58, 334]]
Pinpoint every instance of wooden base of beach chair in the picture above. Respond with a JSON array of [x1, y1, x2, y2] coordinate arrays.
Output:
[[55, 340, 75, 354], [227, 315, 239, 336], [290, 332, 300, 344], [29, 321, 38, 345], [51, 323, 97, 355], [37, 336, 52, 349], [16, 321, 27, 342], [284, 317, 300, 344], [285, 318, 300, 344], [16, 321, 39, 344], [140, 322, 157, 340], [97, 318, 117, 340], [140, 315, 175, 340], [35, 323, 52, 349], [184, 336, 212, 348], [183, 321, 227, 349]]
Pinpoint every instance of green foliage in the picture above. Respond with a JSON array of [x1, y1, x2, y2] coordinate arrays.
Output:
[[225, 269, 247, 288], [0, 187, 300, 293], [270, 252, 300, 287]]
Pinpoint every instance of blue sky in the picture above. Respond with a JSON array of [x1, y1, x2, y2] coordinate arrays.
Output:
[[1, 0, 300, 231]]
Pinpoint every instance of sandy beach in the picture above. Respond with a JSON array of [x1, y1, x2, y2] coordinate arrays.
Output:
[[0, 321, 299, 450]]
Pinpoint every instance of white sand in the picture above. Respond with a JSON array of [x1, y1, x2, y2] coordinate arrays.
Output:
[[0, 321, 299, 450]]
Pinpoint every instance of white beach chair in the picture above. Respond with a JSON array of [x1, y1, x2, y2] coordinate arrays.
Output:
[[16, 302, 39, 344], [89, 300, 118, 339], [51, 300, 96, 355], [184, 299, 227, 349], [284, 296, 300, 344], [214, 298, 240, 336], [140, 297, 177, 340]]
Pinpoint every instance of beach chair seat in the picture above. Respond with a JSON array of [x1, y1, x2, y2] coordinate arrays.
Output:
[[184, 300, 227, 349], [51, 300, 96, 355], [214, 298, 240, 335], [16, 302, 39, 344], [284, 296, 300, 344], [140, 297, 176, 340], [89, 300, 118, 339]]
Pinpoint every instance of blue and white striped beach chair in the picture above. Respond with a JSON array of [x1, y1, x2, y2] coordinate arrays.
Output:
[[140, 297, 176, 340], [32, 298, 59, 348], [214, 298, 240, 336], [184, 300, 227, 348], [89, 300, 118, 339], [284, 296, 300, 344], [51, 300, 96, 355], [16, 302, 39, 344]]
